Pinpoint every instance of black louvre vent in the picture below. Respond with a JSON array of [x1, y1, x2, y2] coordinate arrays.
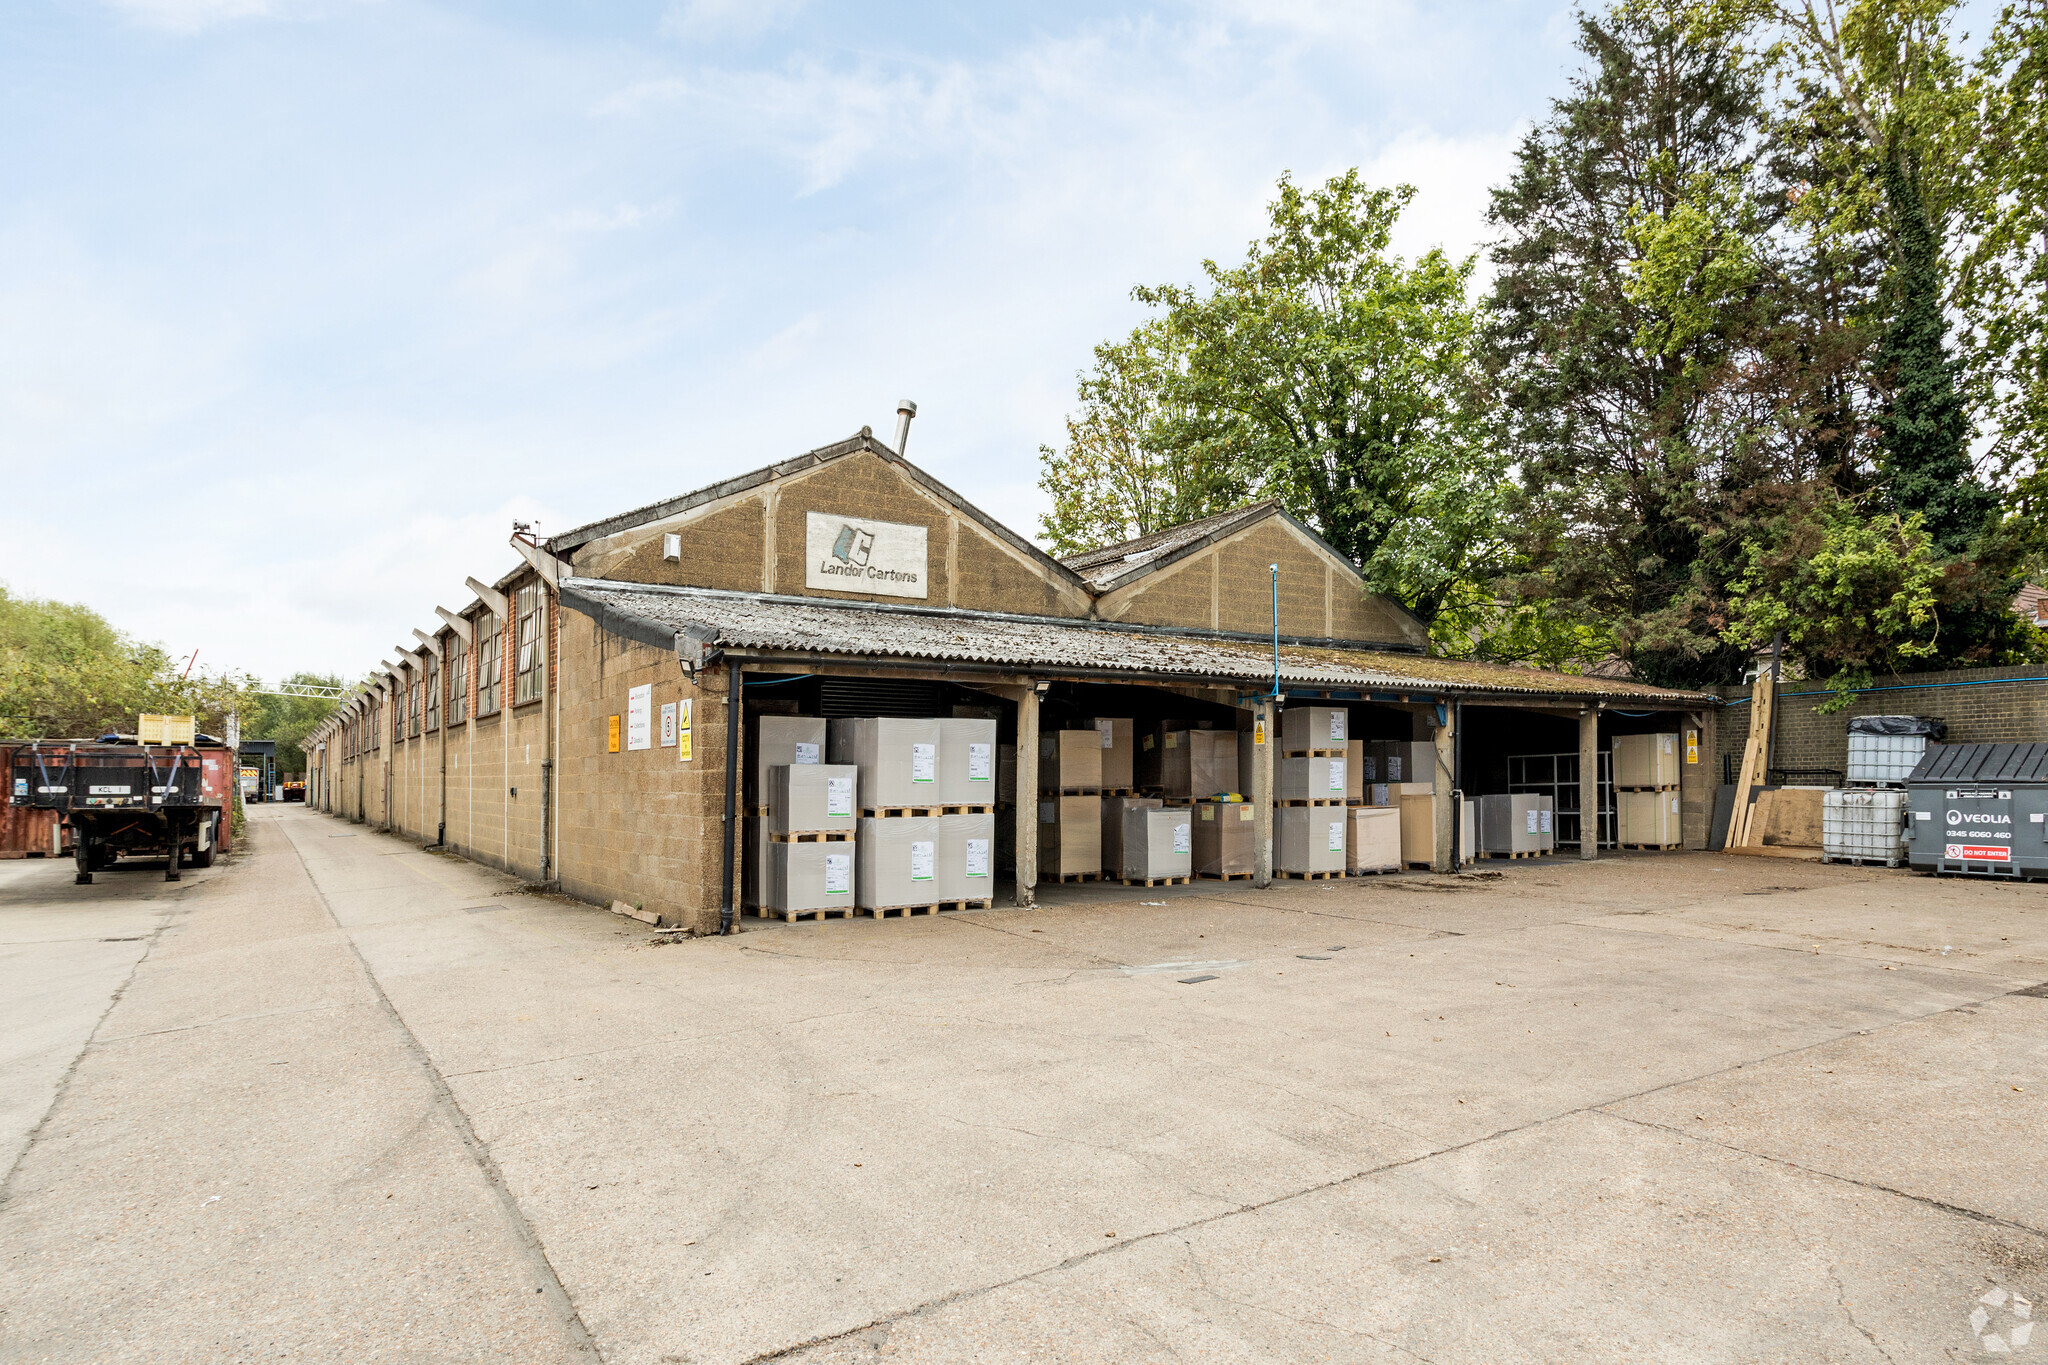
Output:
[[818, 677, 945, 718]]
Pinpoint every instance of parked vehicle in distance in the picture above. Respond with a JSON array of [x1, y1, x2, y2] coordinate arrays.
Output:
[[9, 735, 235, 884]]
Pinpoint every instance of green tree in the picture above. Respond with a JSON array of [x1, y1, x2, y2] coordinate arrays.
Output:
[[1040, 171, 1509, 636], [0, 583, 257, 740]]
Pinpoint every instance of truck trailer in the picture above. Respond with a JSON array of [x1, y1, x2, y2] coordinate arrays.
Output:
[[9, 738, 235, 884]]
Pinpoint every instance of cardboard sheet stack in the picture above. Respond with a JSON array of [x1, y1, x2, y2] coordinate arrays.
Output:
[[1278, 805, 1347, 876], [1040, 729, 1102, 879], [750, 716, 859, 919], [1347, 806, 1401, 874], [1192, 800, 1256, 878], [1101, 794, 1160, 876], [1120, 805, 1192, 882], [1146, 727, 1238, 800], [1476, 793, 1554, 857], [829, 717, 997, 912]]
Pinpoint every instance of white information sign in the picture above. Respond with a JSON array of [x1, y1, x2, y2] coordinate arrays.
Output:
[[626, 684, 652, 751], [1328, 820, 1345, 853], [1540, 809, 1552, 833], [1329, 759, 1345, 792], [660, 702, 678, 748], [1172, 820, 1191, 854], [1330, 712, 1346, 741], [910, 742, 936, 784], [1526, 808, 1540, 834], [793, 741, 820, 765], [968, 742, 992, 782], [1097, 720, 1114, 749], [909, 840, 935, 882], [965, 839, 990, 879], [804, 511, 929, 599], [826, 775, 854, 817], [824, 853, 851, 895]]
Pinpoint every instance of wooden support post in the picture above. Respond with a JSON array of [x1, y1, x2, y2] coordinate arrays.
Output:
[[1579, 707, 1599, 860], [1728, 669, 1775, 850], [1014, 684, 1039, 907], [1252, 698, 1275, 887]]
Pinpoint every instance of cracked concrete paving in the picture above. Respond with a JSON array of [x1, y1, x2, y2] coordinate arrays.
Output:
[[4, 807, 2046, 1363]]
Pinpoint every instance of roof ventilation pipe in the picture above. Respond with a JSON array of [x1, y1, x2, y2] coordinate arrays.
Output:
[[893, 399, 917, 456]]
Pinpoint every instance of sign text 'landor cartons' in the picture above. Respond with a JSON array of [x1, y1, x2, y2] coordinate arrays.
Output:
[[768, 841, 855, 914], [1122, 806, 1192, 880], [1347, 806, 1401, 873], [1278, 805, 1347, 874], [1101, 795, 1163, 875], [1193, 801, 1255, 876], [936, 811, 995, 901], [1039, 794, 1101, 876], [830, 718, 941, 808], [935, 718, 998, 805], [856, 815, 940, 908], [1040, 730, 1102, 791], [768, 763, 859, 836]]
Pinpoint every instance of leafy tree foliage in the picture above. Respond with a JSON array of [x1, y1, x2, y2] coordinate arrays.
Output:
[[1039, 173, 1510, 638]]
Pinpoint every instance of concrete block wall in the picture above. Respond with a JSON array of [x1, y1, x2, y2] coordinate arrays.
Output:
[[1714, 663, 2048, 781], [553, 608, 729, 932]]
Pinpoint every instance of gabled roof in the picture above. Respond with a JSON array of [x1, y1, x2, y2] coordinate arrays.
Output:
[[542, 428, 1092, 595], [559, 577, 1716, 705], [1058, 499, 1377, 599], [1060, 501, 1284, 591]]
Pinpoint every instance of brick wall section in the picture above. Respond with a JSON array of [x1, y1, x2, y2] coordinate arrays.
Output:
[[1712, 663, 2048, 780], [554, 608, 729, 932]]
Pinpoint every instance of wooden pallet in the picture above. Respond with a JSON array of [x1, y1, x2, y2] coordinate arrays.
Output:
[[940, 804, 994, 815], [862, 806, 940, 818], [1822, 854, 1902, 869], [1615, 785, 1679, 793], [1048, 871, 1097, 884], [1199, 870, 1254, 881], [1404, 860, 1434, 871], [769, 830, 854, 842], [1619, 842, 1683, 851], [937, 898, 995, 912], [1043, 787, 1102, 797], [1278, 799, 1345, 807], [1120, 875, 1191, 887], [1100, 787, 1137, 797], [1481, 850, 1544, 859], [861, 902, 943, 919], [1277, 869, 1344, 880], [1348, 864, 1402, 876], [1283, 748, 1345, 758], [765, 906, 859, 924]]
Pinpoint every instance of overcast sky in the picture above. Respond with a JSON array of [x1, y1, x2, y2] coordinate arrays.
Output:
[[3, 0, 1589, 683]]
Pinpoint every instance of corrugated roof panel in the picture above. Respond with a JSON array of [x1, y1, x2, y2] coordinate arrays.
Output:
[[562, 579, 1715, 705]]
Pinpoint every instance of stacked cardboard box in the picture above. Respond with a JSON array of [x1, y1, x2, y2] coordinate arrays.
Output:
[[1281, 706, 1349, 752], [1040, 730, 1103, 792], [1192, 801, 1255, 877], [936, 811, 996, 902], [1101, 795, 1162, 875], [1280, 755, 1348, 802], [1476, 794, 1551, 856], [1615, 733, 1681, 789], [768, 764, 859, 836], [856, 815, 941, 909], [768, 842, 856, 914], [750, 716, 827, 810], [936, 718, 999, 806], [1121, 806, 1192, 881], [1091, 717, 1134, 790], [1039, 794, 1102, 877], [1159, 729, 1237, 800], [1618, 789, 1682, 846], [1347, 806, 1401, 874], [1278, 805, 1347, 874], [829, 718, 943, 809]]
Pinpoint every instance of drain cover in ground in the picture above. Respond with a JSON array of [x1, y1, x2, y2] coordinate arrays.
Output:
[[1179, 974, 1219, 984], [1297, 954, 1332, 960]]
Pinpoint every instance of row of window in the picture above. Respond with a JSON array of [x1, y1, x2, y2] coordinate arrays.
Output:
[[338, 588, 547, 757]]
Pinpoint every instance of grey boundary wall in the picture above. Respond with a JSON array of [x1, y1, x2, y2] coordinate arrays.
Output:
[[1714, 663, 2048, 781]]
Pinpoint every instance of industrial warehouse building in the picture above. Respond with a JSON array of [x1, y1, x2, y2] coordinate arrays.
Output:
[[304, 422, 1717, 932]]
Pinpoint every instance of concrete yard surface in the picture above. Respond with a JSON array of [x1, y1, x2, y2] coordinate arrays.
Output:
[[2, 807, 2044, 1363]]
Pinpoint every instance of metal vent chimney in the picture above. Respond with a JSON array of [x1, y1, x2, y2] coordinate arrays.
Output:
[[893, 399, 917, 456]]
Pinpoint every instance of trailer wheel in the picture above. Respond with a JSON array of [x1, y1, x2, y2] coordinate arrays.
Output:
[[74, 837, 94, 886], [190, 822, 216, 869]]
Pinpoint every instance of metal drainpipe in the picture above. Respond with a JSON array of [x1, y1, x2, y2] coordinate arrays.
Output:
[[1452, 699, 1464, 868], [719, 659, 741, 934]]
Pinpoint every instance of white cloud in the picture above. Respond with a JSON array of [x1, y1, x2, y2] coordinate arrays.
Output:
[[99, 0, 273, 30], [660, 0, 808, 43]]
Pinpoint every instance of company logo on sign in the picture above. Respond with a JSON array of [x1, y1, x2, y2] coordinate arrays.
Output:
[[1948, 810, 2011, 825], [805, 512, 928, 599]]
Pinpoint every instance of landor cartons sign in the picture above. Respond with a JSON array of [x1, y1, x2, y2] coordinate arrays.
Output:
[[805, 512, 928, 599]]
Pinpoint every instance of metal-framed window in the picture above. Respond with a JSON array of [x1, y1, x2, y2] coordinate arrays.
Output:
[[449, 639, 469, 724], [424, 654, 440, 733], [476, 614, 502, 717], [408, 674, 422, 738], [514, 584, 546, 705]]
